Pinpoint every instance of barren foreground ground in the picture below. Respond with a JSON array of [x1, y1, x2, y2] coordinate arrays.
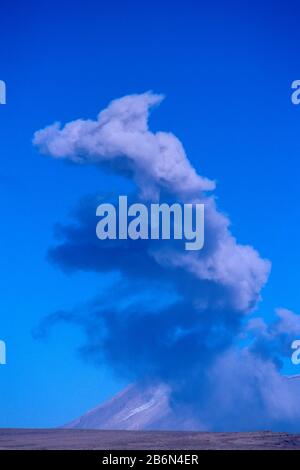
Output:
[[0, 429, 300, 450]]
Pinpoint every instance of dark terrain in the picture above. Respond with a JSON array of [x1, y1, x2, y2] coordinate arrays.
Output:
[[1, 429, 300, 450]]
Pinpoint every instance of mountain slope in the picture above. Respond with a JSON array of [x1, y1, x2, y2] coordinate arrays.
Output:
[[65, 383, 198, 431]]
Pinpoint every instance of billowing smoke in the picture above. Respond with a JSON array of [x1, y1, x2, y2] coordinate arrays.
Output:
[[33, 92, 300, 431]]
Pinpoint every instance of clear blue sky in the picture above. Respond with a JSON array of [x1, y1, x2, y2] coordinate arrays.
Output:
[[0, 0, 300, 427]]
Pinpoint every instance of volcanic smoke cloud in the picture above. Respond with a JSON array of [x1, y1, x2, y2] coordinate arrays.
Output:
[[33, 92, 300, 431]]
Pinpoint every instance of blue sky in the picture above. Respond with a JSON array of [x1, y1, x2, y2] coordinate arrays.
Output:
[[0, 0, 300, 428]]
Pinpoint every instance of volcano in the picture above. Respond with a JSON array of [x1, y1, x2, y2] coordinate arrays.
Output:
[[64, 383, 199, 431], [65, 376, 300, 431]]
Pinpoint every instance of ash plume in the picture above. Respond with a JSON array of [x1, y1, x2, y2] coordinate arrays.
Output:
[[33, 92, 300, 431]]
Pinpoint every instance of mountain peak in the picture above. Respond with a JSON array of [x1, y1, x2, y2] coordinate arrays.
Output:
[[64, 383, 198, 431]]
